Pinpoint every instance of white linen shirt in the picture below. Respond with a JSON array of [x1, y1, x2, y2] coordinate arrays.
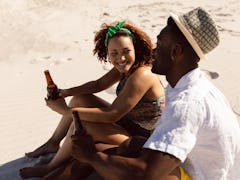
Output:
[[144, 68, 240, 180]]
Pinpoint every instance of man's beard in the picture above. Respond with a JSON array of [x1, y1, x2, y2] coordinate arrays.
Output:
[[151, 60, 164, 75]]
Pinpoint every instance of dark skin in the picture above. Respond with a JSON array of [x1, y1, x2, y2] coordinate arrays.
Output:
[[70, 20, 199, 179], [151, 24, 198, 87], [71, 135, 180, 180]]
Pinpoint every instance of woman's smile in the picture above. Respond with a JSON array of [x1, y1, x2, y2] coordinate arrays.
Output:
[[107, 36, 135, 74]]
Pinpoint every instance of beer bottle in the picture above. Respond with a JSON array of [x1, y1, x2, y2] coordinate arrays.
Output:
[[72, 111, 86, 136], [44, 70, 61, 100]]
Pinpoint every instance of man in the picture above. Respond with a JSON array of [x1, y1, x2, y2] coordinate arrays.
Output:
[[71, 7, 240, 180]]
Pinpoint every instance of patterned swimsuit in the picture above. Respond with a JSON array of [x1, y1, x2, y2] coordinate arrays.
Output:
[[116, 76, 165, 138]]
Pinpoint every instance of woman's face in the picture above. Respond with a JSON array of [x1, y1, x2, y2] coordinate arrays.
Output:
[[107, 36, 135, 74]]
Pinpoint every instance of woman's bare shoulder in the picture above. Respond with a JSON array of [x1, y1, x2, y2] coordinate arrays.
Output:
[[130, 66, 157, 81]]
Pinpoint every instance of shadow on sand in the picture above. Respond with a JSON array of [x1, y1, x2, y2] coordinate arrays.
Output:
[[0, 154, 102, 180], [0, 154, 54, 180]]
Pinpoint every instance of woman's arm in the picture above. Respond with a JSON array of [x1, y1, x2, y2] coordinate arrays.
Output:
[[47, 68, 157, 123], [62, 67, 121, 97], [72, 68, 155, 123]]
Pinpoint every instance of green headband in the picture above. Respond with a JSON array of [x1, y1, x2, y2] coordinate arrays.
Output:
[[104, 21, 135, 47]]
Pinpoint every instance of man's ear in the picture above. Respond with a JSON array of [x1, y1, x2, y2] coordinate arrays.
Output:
[[170, 43, 183, 61]]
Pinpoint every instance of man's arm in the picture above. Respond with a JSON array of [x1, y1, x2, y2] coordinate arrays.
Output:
[[71, 135, 180, 180], [91, 149, 180, 180]]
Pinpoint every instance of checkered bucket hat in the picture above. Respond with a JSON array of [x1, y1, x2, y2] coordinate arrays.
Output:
[[170, 7, 220, 59]]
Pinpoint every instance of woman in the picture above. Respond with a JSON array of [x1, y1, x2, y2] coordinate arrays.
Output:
[[20, 21, 165, 179]]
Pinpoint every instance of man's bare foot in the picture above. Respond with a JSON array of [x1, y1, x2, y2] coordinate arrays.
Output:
[[25, 140, 59, 158], [19, 165, 50, 179]]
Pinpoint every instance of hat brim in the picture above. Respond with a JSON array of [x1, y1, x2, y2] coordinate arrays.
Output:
[[170, 12, 205, 60]]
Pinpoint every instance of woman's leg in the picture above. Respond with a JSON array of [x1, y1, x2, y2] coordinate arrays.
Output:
[[25, 114, 72, 158], [20, 119, 129, 178], [20, 123, 76, 179], [41, 145, 120, 180], [25, 94, 110, 158], [41, 159, 94, 180], [83, 121, 130, 145]]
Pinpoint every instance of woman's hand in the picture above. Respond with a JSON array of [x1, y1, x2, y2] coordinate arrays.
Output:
[[59, 89, 70, 98], [45, 97, 70, 116]]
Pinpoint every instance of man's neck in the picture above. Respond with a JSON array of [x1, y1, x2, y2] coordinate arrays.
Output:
[[166, 66, 198, 88]]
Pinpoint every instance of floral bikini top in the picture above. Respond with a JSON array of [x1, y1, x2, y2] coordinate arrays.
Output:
[[116, 76, 165, 131]]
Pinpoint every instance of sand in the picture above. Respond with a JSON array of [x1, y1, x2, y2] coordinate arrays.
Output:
[[0, 0, 239, 179]]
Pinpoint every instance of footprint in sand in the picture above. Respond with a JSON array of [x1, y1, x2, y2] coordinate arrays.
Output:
[[49, 57, 73, 66], [30, 56, 52, 64], [30, 56, 72, 66], [102, 12, 110, 16], [44, 56, 51, 59]]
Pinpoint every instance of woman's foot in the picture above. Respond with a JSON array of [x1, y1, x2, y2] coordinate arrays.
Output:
[[19, 165, 50, 179], [25, 140, 59, 158]]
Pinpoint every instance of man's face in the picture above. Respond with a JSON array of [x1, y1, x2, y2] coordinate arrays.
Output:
[[151, 26, 174, 75]]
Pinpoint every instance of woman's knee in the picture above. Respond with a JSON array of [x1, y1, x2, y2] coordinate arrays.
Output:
[[68, 95, 88, 107], [68, 94, 109, 108]]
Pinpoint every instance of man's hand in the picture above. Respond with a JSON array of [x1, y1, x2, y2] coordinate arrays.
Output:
[[45, 97, 70, 115], [71, 134, 97, 164]]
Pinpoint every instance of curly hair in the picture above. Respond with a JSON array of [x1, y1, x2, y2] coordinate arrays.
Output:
[[93, 21, 153, 71]]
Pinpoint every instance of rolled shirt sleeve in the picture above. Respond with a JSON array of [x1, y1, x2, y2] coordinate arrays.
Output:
[[144, 99, 203, 162]]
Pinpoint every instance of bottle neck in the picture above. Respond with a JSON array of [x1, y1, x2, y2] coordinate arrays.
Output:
[[44, 70, 55, 86]]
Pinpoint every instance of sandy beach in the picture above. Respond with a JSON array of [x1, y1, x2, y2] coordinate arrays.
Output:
[[0, 0, 239, 179]]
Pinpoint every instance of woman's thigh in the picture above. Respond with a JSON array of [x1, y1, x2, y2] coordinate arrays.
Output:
[[83, 121, 130, 145], [69, 94, 129, 144], [65, 95, 111, 140], [68, 94, 111, 108]]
